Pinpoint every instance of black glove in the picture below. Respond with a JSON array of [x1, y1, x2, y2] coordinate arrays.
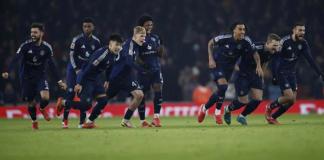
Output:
[[272, 77, 278, 85]]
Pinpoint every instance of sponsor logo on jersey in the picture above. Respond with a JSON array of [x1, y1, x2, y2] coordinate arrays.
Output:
[[147, 45, 152, 50]]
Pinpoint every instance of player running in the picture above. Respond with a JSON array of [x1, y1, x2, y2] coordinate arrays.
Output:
[[56, 17, 101, 128], [223, 33, 281, 125], [82, 26, 147, 128], [56, 34, 123, 128], [1, 23, 66, 130], [197, 22, 263, 125], [265, 23, 324, 124], [136, 15, 165, 127]]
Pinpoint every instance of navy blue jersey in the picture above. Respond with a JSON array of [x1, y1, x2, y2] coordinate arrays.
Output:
[[69, 34, 101, 70], [138, 34, 161, 71], [107, 38, 144, 82], [212, 34, 255, 68], [76, 47, 116, 84], [277, 35, 322, 75], [8, 39, 60, 80], [239, 42, 274, 73]]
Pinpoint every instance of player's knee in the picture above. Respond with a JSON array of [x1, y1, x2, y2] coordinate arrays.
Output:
[[285, 95, 295, 104], [134, 90, 144, 101], [153, 84, 162, 92], [40, 92, 50, 100], [238, 96, 249, 104]]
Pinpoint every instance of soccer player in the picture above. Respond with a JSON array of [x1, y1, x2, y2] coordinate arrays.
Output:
[[223, 33, 281, 125], [265, 23, 324, 124], [82, 26, 147, 128], [56, 34, 123, 128], [56, 17, 101, 128], [136, 15, 165, 127], [1, 23, 66, 130], [197, 22, 263, 125]]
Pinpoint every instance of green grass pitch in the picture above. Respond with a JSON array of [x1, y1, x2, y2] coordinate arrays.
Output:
[[1, 115, 324, 160]]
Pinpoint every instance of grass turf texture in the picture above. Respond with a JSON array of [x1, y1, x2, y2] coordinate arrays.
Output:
[[1, 115, 324, 160]]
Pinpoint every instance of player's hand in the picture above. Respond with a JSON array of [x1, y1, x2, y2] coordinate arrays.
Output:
[[104, 81, 109, 91], [2, 72, 9, 79], [208, 60, 216, 69], [74, 84, 82, 94], [256, 65, 264, 77], [57, 80, 67, 90], [75, 69, 81, 74], [272, 77, 278, 85]]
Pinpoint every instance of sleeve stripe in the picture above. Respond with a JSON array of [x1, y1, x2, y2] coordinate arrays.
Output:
[[42, 41, 54, 56], [128, 41, 134, 55], [70, 50, 77, 68], [214, 34, 232, 43], [92, 49, 108, 66]]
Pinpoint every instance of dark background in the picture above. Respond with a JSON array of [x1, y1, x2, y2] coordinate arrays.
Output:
[[1, 0, 323, 105]]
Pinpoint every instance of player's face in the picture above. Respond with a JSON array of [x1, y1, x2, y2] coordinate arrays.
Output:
[[108, 41, 122, 55], [30, 28, 43, 42], [233, 24, 246, 40], [143, 21, 153, 34], [293, 26, 305, 40], [134, 33, 146, 46], [83, 22, 94, 36], [266, 40, 280, 54]]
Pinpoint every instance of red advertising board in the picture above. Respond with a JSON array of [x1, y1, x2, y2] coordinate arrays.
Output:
[[0, 100, 323, 119]]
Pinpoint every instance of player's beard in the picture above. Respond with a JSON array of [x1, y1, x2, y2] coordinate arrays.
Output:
[[31, 37, 41, 43], [294, 34, 304, 41], [298, 35, 304, 40]]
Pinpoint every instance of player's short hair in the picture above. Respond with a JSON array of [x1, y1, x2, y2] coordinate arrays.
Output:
[[137, 14, 153, 26], [83, 17, 95, 24], [230, 21, 247, 31], [292, 22, 305, 28], [108, 33, 123, 43], [133, 26, 146, 35], [31, 23, 45, 31], [267, 33, 281, 42]]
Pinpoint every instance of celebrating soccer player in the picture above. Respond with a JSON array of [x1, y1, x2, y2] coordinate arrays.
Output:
[[2, 23, 66, 130]]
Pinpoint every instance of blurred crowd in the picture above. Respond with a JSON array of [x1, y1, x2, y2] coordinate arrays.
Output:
[[1, 0, 323, 105]]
